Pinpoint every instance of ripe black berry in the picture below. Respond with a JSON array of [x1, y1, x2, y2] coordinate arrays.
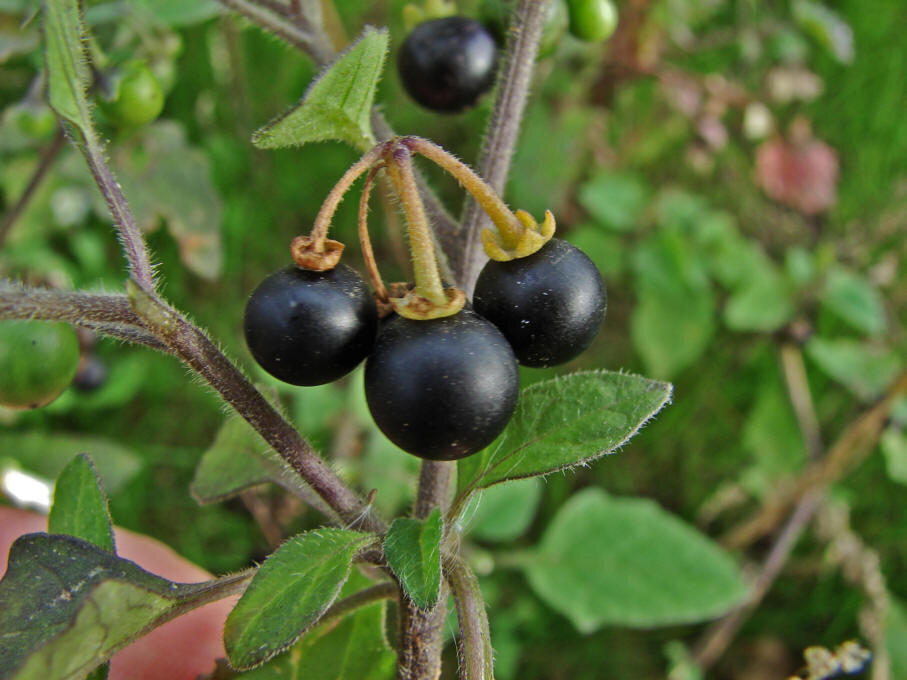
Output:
[[244, 265, 378, 386], [364, 309, 518, 460], [397, 17, 498, 113], [473, 238, 606, 367]]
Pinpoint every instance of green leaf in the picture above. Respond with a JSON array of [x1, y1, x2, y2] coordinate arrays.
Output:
[[888, 597, 907, 679], [224, 529, 376, 669], [793, 0, 854, 63], [191, 415, 334, 517], [805, 337, 902, 401], [253, 27, 388, 151], [42, 0, 93, 133], [724, 266, 794, 332], [821, 266, 887, 336], [383, 509, 442, 610], [577, 171, 649, 232], [881, 427, 907, 486], [47, 454, 115, 553], [631, 228, 716, 378], [0, 432, 141, 494], [522, 489, 748, 632], [740, 371, 804, 497], [464, 478, 542, 543], [456, 371, 672, 502], [242, 572, 395, 680], [0, 533, 247, 680]]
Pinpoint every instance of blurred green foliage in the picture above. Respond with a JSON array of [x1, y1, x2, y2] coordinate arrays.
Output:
[[1, 0, 906, 678]]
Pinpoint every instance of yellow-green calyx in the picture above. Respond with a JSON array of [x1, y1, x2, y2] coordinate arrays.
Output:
[[481, 209, 556, 261], [391, 287, 466, 320]]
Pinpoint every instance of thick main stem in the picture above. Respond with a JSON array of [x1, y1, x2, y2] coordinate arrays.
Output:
[[457, 0, 549, 292]]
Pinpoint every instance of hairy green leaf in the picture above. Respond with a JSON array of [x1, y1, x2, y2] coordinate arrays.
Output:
[[243, 572, 395, 680], [523, 489, 748, 632], [48, 454, 115, 553], [42, 0, 92, 133], [384, 509, 442, 610], [253, 27, 388, 151], [191, 416, 333, 518], [0, 534, 247, 680], [456, 371, 672, 503], [225, 529, 376, 669]]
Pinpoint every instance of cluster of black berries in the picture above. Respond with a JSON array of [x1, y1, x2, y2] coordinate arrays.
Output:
[[244, 238, 605, 462]]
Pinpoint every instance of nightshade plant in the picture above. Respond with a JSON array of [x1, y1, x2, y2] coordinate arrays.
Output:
[[0, 2, 771, 679]]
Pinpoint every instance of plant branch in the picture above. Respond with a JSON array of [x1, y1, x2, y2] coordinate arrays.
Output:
[[0, 127, 66, 248], [214, 0, 334, 64], [79, 130, 156, 291], [722, 371, 907, 550], [446, 555, 494, 680], [457, 0, 549, 292], [415, 461, 453, 520], [779, 342, 823, 460], [693, 489, 824, 669]]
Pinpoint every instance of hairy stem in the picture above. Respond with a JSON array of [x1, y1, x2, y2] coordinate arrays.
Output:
[[0, 128, 66, 248], [318, 581, 398, 628], [79, 129, 156, 290], [446, 555, 494, 680], [215, 0, 334, 63], [457, 0, 549, 292], [779, 342, 823, 460], [359, 164, 390, 302]]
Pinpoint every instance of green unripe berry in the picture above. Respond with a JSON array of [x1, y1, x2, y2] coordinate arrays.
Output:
[[0, 320, 80, 409], [567, 0, 618, 42], [99, 60, 165, 129]]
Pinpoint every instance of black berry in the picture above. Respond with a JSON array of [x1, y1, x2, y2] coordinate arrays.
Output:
[[73, 355, 108, 392], [364, 309, 519, 460], [244, 265, 378, 386], [397, 17, 498, 113], [473, 238, 606, 367]]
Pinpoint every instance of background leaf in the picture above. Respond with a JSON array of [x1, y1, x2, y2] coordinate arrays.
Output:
[[47, 453, 115, 553], [631, 229, 716, 378], [578, 171, 649, 232], [383, 509, 442, 610], [522, 489, 748, 632], [242, 571, 395, 680], [252, 27, 388, 151], [0, 432, 141, 494], [109, 122, 223, 279], [190, 415, 336, 519], [463, 478, 542, 543], [456, 371, 672, 502], [880, 427, 907, 486], [0, 534, 245, 679], [888, 597, 907, 679], [225, 529, 376, 669], [821, 266, 887, 336], [805, 337, 902, 401]]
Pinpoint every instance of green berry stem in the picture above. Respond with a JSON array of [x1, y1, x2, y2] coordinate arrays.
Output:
[[404, 136, 523, 245], [384, 145, 448, 307], [309, 143, 386, 251], [358, 163, 390, 302]]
